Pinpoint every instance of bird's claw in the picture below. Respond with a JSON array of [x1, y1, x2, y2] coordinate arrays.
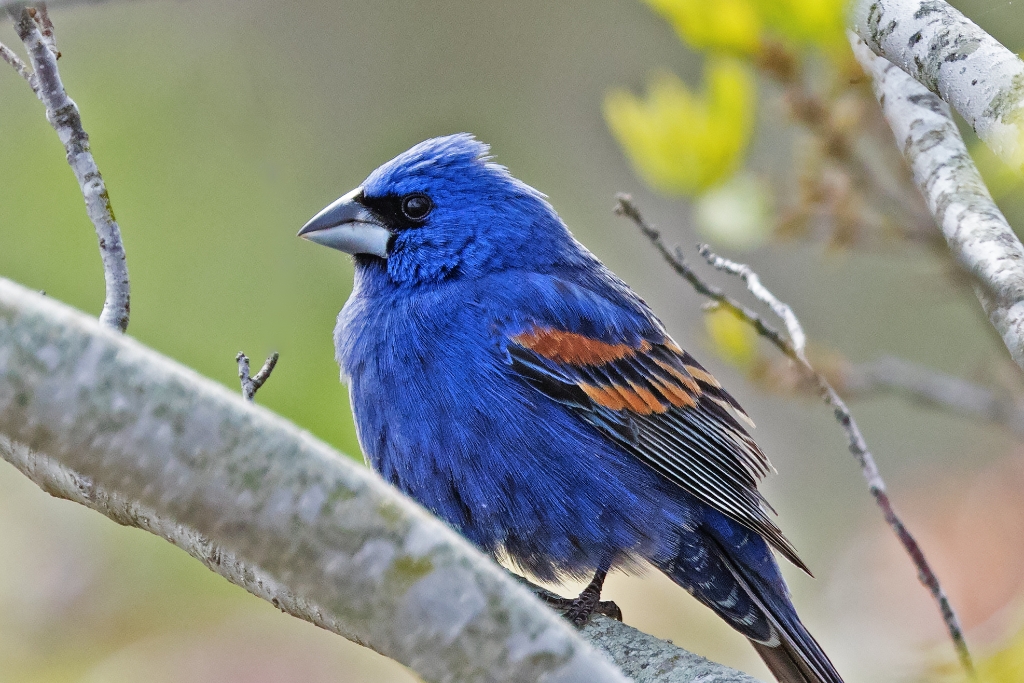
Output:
[[563, 598, 623, 628], [532, 589, 622, 627], [594, 599, 623, 622], [524, 571, 621, 628]]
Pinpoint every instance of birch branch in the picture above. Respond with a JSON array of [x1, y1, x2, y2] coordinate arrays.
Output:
[[850, 0, 1024, 171], [0, 277, 760, 683], [3, 6, 130, 332], [615, 195, 973, 675], [850, 33, 1024, 375]]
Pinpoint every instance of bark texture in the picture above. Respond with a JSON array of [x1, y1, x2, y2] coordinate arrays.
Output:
[[852, 33, 1024, 374], [851, 0, 1024, 171]]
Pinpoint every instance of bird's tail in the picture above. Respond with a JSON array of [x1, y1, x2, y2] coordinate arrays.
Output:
[[750, 637, 838, 683], [661, 531, 843, 683]]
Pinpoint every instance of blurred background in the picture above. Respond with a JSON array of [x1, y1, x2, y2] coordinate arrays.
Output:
[[1, 0, 1023, 681]]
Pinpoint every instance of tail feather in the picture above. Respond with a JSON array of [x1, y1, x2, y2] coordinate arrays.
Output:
[[752, 638, 836, 683], [709, 537, 843, 683], [661, 524, 843, 683]]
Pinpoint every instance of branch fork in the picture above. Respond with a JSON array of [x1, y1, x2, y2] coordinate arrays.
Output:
[[236, 351, 279, 402]]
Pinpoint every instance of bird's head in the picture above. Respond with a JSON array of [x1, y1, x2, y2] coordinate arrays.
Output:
[[298, 134, 578, 285]]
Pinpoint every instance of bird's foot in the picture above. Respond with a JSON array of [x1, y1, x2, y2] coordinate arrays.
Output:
[[594, 598, 623, 622], [563, 580, 602, 628], [534, 590, 623, 624], [563, 569, 619, 628], [564, 596, 623, 627], [511, 568, 621, 628]]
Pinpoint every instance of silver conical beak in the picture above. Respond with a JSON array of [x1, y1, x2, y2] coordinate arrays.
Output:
[[298, 187, 391, 257]]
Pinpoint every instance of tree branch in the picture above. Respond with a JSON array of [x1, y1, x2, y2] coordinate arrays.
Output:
[[236, 351, 279, 402], [0, 276, 760, 683], [849, 33, 1024, 376], [840, 355, 1024, 439], [850, 0, 1024, 172], [5, 6, 130, 332], [615, 195, 973, 675]]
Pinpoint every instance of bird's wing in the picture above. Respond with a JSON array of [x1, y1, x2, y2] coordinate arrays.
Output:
[[506, 324, 808, 573]]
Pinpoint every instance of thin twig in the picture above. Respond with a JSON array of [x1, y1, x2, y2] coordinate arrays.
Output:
[[0, 39, 35, 87], [749, 349, 1024, 441], [614, 195, 791, 351], [35, 3, 58, 58], [236, 351, 279, 402], [615, 193, 974, 675], [7, 6, 130, 331], [251, 351, 279, 391]]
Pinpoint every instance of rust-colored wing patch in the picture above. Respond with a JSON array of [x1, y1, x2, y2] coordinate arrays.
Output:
[[580, 382, 632, 411], [512, 326, 651, 365]]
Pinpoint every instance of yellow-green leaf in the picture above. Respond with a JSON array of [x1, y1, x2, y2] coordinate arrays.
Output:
[[604, 60, 756, 196], [971, 139, 1024, 199], [643, 0, 761, 55], [705, 306, 759, 369], [754, 0, 846, 50]]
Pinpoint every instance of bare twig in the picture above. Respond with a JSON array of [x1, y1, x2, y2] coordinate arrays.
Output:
[[35, 3, 58, 57], [0, 39, 34, 86], [236, 351, 280, 402], [615, 193, 973, 674], [6, 6, 130, 332], [850, 34, 1024, 377], [614, 196, 791, 351]]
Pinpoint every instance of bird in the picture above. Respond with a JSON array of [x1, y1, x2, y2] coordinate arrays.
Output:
[[298, 133, 844, 683]]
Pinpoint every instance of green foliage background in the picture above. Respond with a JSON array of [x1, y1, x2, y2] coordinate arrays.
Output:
[[1, 1, 1023, 682]]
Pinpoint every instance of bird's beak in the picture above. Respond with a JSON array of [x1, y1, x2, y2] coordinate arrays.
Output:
[[297, 186, 391, 257]]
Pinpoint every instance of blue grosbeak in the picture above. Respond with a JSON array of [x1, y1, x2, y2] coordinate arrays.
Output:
[[299, 134, 843, 683]]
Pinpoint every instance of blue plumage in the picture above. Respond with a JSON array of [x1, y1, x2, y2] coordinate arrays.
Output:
[[300, 134, 844, 683]]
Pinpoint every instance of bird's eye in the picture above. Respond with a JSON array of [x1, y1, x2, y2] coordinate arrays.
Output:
[[401, 193, 432, 221]]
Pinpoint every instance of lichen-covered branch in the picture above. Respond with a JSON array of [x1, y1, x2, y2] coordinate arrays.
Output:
[[851, 0, 1024, 171], [0, 277, 760, 683], [583, 616, 760, 683], [4, 6, 130, 332], [616, 194, 973, 675], [850, 34, 1024, 375]]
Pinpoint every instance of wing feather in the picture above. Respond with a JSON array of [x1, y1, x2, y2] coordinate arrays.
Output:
[[507, 325, 808, 573]]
